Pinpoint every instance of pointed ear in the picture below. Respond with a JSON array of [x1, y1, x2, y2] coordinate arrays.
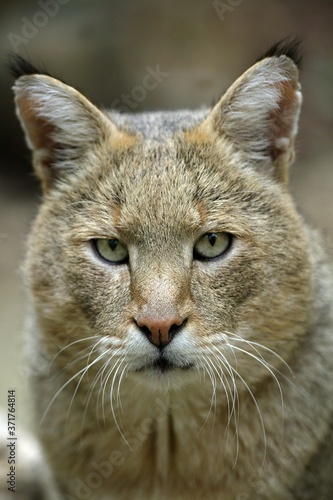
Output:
[[199, 55, 302, 183], [13, 75, 132, 193]]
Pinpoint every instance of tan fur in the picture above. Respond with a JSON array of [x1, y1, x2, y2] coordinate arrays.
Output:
[[13, 49, 333, 499]]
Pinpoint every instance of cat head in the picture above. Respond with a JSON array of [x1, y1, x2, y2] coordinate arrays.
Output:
[[12, 40, 314, 393]]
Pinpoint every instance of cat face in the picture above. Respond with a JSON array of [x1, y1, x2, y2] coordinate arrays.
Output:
[[24, 135, 312, 396], [14, 51, 314, 397]]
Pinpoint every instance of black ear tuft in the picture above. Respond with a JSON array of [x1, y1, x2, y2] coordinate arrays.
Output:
[[258, 37, 303, 67], [7, 53, 59, 80]]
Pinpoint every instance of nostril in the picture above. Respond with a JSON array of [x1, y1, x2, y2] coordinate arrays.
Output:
[[138, 324, 152, 339], [134, 315, 187, 348], [169, 319, 187, 336]]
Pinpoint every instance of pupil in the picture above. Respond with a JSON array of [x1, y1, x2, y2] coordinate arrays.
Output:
[[208, 233, 217, 247], [109, 239, 118, 251]]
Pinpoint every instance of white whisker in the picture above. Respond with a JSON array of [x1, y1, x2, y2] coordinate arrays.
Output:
[[42, 356, 100, 424], [206, 344, 239, 424], [65, 348, 110, 425], [226, 332, 294, 378], [208, 344, 240, 466], [108, 358, 130, 447], [81, 355, 116, 432], [50, 336, 98, 368], [199, 357, 217, 431], [100, 348, 124, 424], [204, 348, 232, 423], [229, 362, 267, 471], [228, 343, 285, 429], [116, 364, 128, 413]]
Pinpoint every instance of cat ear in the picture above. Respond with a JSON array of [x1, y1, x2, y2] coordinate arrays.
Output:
[[13, 72, 128, 192], [199, 49, 302, 183]]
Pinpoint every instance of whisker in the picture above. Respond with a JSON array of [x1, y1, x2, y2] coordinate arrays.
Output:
[[229, 361, 267, 471], [83, 346, 121, 406], [54, 348, 93, 378], [223, 331, 296, 437], [209, 344, 240, 466], [226, 332, 294, 378], [42, 354, 102, 424], [50, 336, 98, 368], [198, 357, 217, 431], [228, 336, 313, 405], [228, 343, 285, 428], [43, 335, 115, 425], [116, 364, 128, 413], [65, 348, 110, 425], [81, 356, 115, 432], [204, 347, 233, 424], [79, 346, 124, 433], [100, 349, 124, 424], [206, 345, 239, 420], [108, 358, 130, 447]]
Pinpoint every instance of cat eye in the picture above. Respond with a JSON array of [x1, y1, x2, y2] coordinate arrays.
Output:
[[194, 232, 232, 260], [93, 238, 129, 264]]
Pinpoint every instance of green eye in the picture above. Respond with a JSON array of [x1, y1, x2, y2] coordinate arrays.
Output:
[[93, 239, 129, 264], [194, 232, 231, 260]]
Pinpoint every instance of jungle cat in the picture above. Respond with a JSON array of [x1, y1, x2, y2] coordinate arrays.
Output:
[[11, 40, 333, 499]]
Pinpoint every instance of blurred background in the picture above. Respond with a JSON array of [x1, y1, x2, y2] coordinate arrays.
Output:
[[0, 0, 332, 430]]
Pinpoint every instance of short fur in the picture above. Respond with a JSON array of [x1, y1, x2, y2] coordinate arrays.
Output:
[[12, 41, 333, 499]]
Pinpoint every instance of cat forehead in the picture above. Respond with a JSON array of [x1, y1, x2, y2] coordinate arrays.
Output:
[[108, 109, 209, 140], [98, 135, 236, 210], [61, 110, 281, 240], [70, 136, 265, 242], [99, 142, 207, 236]]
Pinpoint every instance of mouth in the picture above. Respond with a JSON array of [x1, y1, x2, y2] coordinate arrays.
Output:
[[137, 356, 193, 374], [152, 357, 175, 373]]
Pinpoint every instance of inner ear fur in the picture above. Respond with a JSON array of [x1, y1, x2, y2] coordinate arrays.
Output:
[[13, 74, 134, 192], [190, 56, 302, 184]]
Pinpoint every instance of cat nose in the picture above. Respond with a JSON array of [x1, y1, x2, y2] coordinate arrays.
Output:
[[135, 314, 186, 348]]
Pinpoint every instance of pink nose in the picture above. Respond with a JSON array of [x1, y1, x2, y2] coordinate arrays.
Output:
[[135, 314, 185, 348]]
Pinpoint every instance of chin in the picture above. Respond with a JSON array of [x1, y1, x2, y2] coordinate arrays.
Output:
[[132, 357, 197, 392]]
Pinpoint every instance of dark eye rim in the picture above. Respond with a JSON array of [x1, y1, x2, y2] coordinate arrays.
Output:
[[193, 232, 233, 262], [92, 238, 129, 265]]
